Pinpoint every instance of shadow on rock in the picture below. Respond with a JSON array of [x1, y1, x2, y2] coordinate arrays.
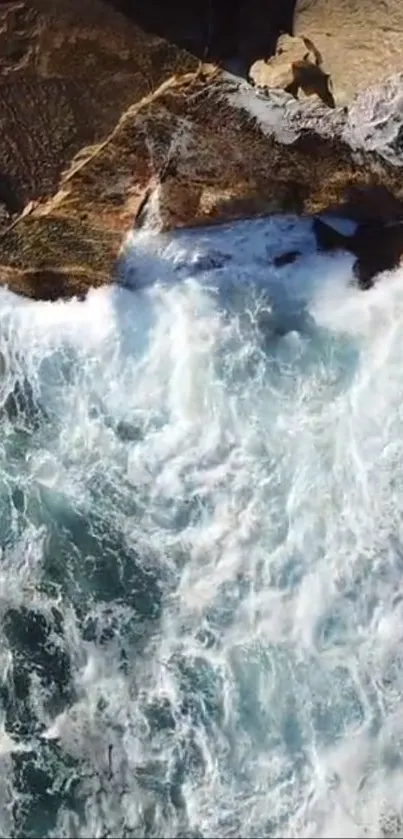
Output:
[[313, 217, 403, 289], [107, 0, 298, 72]]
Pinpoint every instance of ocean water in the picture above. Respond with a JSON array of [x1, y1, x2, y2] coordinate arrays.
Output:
[[1, 215, 403, 838]]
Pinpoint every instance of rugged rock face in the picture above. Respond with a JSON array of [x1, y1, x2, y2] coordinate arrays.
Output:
[[0, 0, 197, 225], [293, 0, 403, 106], [3, 65, 403, 300], [250, 1, 403, 107], [1, 0, 403, 300]]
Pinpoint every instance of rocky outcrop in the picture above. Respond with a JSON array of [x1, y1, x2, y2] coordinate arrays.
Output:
[[1, 0, 403, 300], [293, 0, 403, 106], [3, 66, 403, 300], [0, 0, 197, 227], [107, 0, 297, 71]]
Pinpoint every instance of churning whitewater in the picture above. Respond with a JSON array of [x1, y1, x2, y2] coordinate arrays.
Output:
[[1, 215, 403, 838]]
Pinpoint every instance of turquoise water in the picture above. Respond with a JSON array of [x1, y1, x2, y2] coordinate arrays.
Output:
[[1, 216, 403, 837]]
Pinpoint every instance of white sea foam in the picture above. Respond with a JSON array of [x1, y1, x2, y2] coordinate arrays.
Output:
[[0, 216, 402, 838]]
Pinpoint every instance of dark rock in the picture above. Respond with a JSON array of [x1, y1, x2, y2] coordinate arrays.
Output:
[[191, 251, 232, 271], [313, 218, 349, 252], [107, 0, 297, 70], [313, 217, 403, 289], [273, 249, 301, 267]]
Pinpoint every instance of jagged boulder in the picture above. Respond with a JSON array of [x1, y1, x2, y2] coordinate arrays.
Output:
[[249, 33, 335, 109]]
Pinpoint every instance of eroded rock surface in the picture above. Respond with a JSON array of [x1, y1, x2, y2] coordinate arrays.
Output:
[[293, 0, 403, 106], [1, 0, 403, 300], [0, 0, 197, 224]]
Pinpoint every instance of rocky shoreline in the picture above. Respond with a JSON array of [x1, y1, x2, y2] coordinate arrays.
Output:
[[1, 0, 403, 300]]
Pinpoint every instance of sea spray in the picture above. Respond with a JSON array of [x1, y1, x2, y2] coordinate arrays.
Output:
[[0, 216, 402, 838]]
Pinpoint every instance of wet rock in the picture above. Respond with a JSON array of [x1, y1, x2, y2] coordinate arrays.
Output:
[[313, 218, 351, 253], [190, 250, 232, 272], [313, 217, 403, 289], [5, 67, 403, 301], [273, 249, 301, 267]]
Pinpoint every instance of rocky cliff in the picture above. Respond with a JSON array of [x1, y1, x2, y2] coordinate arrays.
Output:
[[1, 0, 403, 300]]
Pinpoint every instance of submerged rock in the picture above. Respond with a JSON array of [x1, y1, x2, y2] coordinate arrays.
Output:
[[273, 250, 301, 268]]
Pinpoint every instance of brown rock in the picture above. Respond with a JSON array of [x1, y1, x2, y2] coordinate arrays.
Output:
[[293, 0, 403, 105], [250, 34, 308, 90], [250, 33, 335, 108], [2, 65, 403, 300], [1, 1, 403, 301], [0, 0, 197, 216]]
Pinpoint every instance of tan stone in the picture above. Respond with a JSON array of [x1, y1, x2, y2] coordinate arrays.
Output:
[[294, 0, 403, 105], [249, 34, 335, 108], [250, 36, 300, 90]]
